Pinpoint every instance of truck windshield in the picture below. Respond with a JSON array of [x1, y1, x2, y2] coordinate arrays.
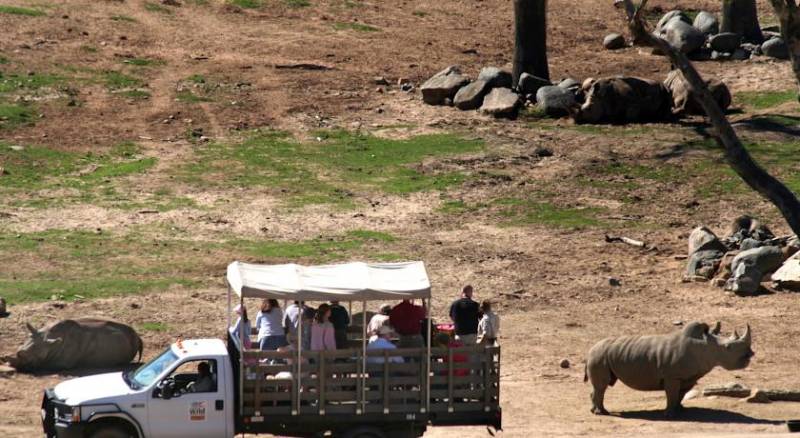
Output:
[[130, 348, 179, 388]]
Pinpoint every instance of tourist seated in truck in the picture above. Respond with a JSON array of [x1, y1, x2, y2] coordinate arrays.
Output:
[[389, 299, 426, 348], [229, 304, 251, 349], [367, 324, 404, 365], [310, 303, 337, 352], [367, 303, 392, 340], [434, 333, 468, 377], [187, 361, 216, 393]]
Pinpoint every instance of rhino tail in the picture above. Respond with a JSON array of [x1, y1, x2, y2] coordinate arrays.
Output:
[[583, 364, 588, 383], [137, 337, 144, 363]]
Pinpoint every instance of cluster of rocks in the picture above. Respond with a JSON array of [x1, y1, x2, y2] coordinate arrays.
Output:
[[604, 10, 790, 61], [684, 215, 800, 295]]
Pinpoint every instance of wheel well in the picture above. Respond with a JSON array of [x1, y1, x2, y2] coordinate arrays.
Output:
[[86, 416, 139, 438]]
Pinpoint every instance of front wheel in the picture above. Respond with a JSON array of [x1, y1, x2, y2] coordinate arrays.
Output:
[[341, 426, 388, 438], [87, 425, 134, 438]]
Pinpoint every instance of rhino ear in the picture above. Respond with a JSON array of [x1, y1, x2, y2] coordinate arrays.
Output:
[[711, 321, 721, 335], [25, 323, 39, 337], [742, 324, 751, 343]]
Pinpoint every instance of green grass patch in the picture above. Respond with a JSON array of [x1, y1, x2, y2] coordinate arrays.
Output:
[[0, 104, 35, 129], [494, 198, 604, 229], [0, 55, 9, 64], [229, 0, 261, 7], [285, 0, 309, 7], [736, 90, 798, 110], [110, 14, 137, 22], [176, 130, 482, 206], [333, 22, 380, 32], [0, 5, 45, 16], [0, 278, 191, 304], [139, 321, 170, 332], [102, 71, 144, 90], [0, 72, 65, 93], [176, 89, 211, 103], [187, 74, 206, 84], [122, 58, 164, 67], [347, 229, 396, 242], [144, 2, 173, 13], [412, 10, 427, 17], [80, 45, 98, 53]]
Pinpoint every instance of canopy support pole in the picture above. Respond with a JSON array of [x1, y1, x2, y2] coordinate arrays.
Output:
[[361, 301, 367, 414], [296, 305, 302, 416], [425, 298, 431, 414], [239, 293, 244, 419]]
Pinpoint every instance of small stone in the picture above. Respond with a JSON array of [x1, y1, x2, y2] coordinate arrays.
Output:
[[130, 303, 141, 309], [400, 83, 413, 92], [479, 87, 520, 118], [533, 147, 553, 157], [609, 277, 621, 287], [374, 76, 389, 86], [559, 359, 570, 369], [745, 389, 771, 403], [693, 11, 719, 35], [683, 389, 700, 401], [0, 365, 15, 377], [762, 38, 789, 60], [672, 320, 684, 326], [710, 33, 741, 53], [603, 33, 626, 50]]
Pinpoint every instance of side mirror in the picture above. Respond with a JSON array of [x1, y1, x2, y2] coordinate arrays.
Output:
[[154, 380, 174, 400]]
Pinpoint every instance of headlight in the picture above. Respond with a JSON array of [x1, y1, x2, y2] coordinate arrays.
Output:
[[70, 406, 81, 422]]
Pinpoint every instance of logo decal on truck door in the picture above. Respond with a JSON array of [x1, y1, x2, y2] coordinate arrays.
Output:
[[190, 401, 207, 421]]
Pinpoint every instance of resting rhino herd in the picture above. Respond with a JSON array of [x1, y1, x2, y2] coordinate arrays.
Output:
[[4, 318, 143, 372], [585, 321, 754, 417]]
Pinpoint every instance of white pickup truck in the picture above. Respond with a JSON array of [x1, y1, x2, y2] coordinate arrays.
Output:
[[42, 261, 502, 438]]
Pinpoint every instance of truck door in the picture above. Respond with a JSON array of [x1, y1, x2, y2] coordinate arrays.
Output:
[[147, 358, 228, 438]]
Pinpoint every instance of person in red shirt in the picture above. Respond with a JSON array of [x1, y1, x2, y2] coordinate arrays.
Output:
[[389, 299, 426, 348]]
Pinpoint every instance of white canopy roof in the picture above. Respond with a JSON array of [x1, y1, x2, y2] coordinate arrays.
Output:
[[226, 261, 431, 301]]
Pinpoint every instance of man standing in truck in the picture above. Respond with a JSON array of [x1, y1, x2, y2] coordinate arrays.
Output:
[[449, 285, 480, 345]]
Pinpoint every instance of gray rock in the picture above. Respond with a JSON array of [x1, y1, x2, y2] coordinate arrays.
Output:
[[535, 85, 575, 117], [479, 87, 520, 117], [763, 30, 782, 40], [661, 18, 706, 53], [762, 38, 789, 60], [518, 73, 551, 97], [710, 32, 742, 53], [420, 66, 470, 105], [731, 48, 750, 60], [686, 249, 725, 279], [725, 246, 785, 295], [453, 79, 490, 110], [656, 10, 691, 33], [603, 33, 626, 50], [740, 238, 763, 251], [688, 226, 726, 254], [693, 11, 719, 35], [741, 43, 762, 56], [558, 78, 581, 90], [477, 67, 512, 89], [773, 251, 800, 290]]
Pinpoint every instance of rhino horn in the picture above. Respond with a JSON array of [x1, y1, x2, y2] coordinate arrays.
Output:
[[742, 324, 751, 343], [711, 321, 721, 335], [733, 328, 740, 339], [25, 322, 38, 336]]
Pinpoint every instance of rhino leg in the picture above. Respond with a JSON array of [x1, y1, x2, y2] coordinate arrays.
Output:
[[587, 363, 612, 415], [664, 379, 684, 418]]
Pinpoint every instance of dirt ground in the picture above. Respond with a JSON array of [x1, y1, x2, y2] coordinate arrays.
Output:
[[2, 0, 800, 436]]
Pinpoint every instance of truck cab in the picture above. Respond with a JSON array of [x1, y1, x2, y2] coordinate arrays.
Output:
[[42, 339, 235, 438]]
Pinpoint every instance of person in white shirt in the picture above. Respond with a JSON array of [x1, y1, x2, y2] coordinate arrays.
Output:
[[367, 324, 404, 364], [255, 299, 288, 350], [478, 300, 500, 346], [229, 304, 251, 349], [367, 303, 392, 340]]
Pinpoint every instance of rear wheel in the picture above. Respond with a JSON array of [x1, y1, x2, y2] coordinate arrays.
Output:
[[341, 426, 388, 438]]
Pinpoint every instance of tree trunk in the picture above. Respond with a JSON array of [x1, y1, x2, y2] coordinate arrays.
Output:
[[770, 0, 800, 99], [721, 0, 765, 43], [622, 0, 800, 237], [512, 0, 549, 85]]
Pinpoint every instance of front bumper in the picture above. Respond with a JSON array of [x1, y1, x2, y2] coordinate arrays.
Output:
[[42, 389, 87, 438]]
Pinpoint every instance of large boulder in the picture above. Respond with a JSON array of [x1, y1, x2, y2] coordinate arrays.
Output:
[[477, 67, 513, 89], [725, 246, 785, 295], [761, 38, 789, 60], [603, 33, 626, 50], [687, 249, 725, 279], [660, 18, 706, 54], [574, 76, 672, 124], [773, 251, 800, 290], [479, 87, 520, 118], [664, 69, 731, 116], [656, 10, 691, 33], [693, 11, 719, 35], [558, 78, 581, 91], [518, 73, 551, 97], [536, 85, 575, 117], [710, 32, 742, 53], [420, 66, 470, 105], [454, 79, 491, 110], [688, 226, 726, 254]]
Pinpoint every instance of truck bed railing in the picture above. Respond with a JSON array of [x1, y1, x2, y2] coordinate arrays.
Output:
[[239, 346, 500, 418]]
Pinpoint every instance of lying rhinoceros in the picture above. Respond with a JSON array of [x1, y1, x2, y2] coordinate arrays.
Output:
[[573, 76, 673, 124], [584, 322, 753, 417], [5, 318, 143, 372]]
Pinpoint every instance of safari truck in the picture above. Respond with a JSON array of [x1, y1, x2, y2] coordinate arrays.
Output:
[[42, 261, 501, 438]]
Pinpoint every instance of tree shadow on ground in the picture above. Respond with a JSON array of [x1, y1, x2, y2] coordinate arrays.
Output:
[[615, 407, 783, 425], [732, 115, 800, 137]]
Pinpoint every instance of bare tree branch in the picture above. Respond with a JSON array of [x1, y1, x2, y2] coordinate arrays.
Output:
[[621, 0, 800, 236]]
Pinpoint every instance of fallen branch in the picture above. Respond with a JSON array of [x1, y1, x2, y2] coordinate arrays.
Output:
[[604, 234, 646, 247], [274, 63, 334, 71], [621, 0, 800, 237], [762, 389, 800, 402]]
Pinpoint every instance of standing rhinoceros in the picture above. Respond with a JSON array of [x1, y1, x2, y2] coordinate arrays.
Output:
[[5, 318, 143, 372], [584, 322, 754, 417]]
